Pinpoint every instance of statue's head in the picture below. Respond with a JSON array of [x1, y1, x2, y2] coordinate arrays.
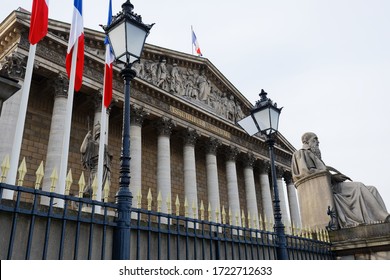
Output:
[[301, 132, 321, 158]]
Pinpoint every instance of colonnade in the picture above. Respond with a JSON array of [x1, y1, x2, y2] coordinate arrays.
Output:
[[0, 71, 302, 230]]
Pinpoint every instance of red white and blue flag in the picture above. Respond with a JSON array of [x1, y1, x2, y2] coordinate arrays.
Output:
[[191, 26, 202, 56], [103, 0, 115, 108], [28, 0, 49, 45], [66, 0, 84, 91]]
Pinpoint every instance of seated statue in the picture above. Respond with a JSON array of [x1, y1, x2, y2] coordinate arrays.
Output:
[[292, 132, 390, 228]]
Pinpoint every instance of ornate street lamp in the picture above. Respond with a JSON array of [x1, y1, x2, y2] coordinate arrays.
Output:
[[238, 89, 288, 260], [104, 0, 153, 260]]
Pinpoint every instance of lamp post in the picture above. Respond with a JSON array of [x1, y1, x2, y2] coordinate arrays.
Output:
[[238, 89, 288, 260], [104, 0, 153, 260]]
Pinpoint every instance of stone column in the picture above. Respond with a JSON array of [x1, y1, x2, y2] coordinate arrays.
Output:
[[225, 146, 241, 226], [205, 137, 221, 222], [0, 54, 25, 190], [182, 128, 199, 219], [276, 167, 291, 230], [156, 117, 175, 215], [243, 153, 259, 229], [130, 105, 148, 209], [41, 74, 69, 204], [284, 172, 301, 229], [259, 161, 274, 226]]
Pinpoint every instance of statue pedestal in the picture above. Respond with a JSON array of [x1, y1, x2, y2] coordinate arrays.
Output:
[[295, 171, 334, 229]]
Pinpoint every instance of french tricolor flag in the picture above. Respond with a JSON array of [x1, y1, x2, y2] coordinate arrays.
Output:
[[66, 0, 84, 91], [28, 0, 49, 45], [191, 26, 202, 56], [103, 0, 115, 108]]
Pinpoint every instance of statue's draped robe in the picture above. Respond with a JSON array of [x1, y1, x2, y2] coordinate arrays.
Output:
[[292, 148, 389, 228]]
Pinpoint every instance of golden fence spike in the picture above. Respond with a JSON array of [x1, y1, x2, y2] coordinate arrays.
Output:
[[91, 175, 98, 200], [264, 216, 268, 231], [65, 169, 73, 196], [184, 197, 189, 217], [215, 205, 220, 223], [222, 206, 226, 224], [157, 191, 162, 212], [103, 180, 110, 202], [34, 161, 44, 189], [247, 211, 251, 229], [241, 209, 246, 228], [229, 208, 232, 225], [136, 189, 142, 209], [208, 202, 212, 221], [192, 200, 197, 219], [175, 194, 180, 216], [166, 195, 172, 214], [200, 200, 204, 220], [309, 226, 313, 239], [78, 171, 85, 198], [17, 157, 27, 186], [147, 188, 152, 211], [259, 215, 264, 230], [50, 167, 58, 193], [235, 212, 239, 227], [0, 154, 10, 183]]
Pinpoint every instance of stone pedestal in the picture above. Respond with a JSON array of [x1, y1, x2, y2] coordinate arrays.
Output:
[[295, 171, 334, 229]]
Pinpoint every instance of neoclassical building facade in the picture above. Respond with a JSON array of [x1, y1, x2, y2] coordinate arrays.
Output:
[[0, 9, 300, 230]]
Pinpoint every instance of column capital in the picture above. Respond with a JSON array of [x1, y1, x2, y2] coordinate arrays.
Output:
[[156, 117, 176, 136], [258, 159, 270, 174], [276, 166, 286, 179], [93, 89, 103, 110], [1, 53, 26, 80], [53, 73, 69, 98], [242, 153, 256, 168], [205, 137, 221, 155], [130, 105, 149, 126], [224, 146, 239, 162], [181, 127, 199, 146]]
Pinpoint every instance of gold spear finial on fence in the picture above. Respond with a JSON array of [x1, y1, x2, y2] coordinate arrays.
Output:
[[103, 181, 110, 202], [184, 197, 189, 217], [175, 194, 180, 216], [241, 209, 246, 228], [235, 212, 239, 227], [200, 200, 205, 220], [78, 172, 85, 198], [222, 206, 226, 224], [17, 157, 27, 186], [247, 211, 251, 229], [215, 205, 220, 223], [208, 202, 212, 221], [166, 195, 172, 214], [0, 155, 10, 183], [259, 215, 264, 231], [229, 208, 232, 225], [192, 200, 197, 219], [35, 161, 44, 190], [157, 191, 162, 212], [50, 167, 58, 193], [65, 169, 73, 196], [136, 189, 142, 208], [147, 188, 152, 211]]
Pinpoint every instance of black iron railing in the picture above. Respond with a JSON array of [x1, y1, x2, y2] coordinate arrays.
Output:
[[0, 183, 334, 260]]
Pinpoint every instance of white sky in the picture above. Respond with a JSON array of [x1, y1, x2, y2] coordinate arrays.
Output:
[[1, 0, 390, 210]]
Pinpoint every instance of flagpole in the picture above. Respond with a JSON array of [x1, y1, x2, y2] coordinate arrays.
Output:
[[56, 39, 79, 207], [96, 99, 107, 203], [191, 25, 194, 55], [4, 44, 37, 198]]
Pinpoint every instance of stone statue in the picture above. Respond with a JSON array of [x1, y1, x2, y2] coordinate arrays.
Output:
[[80, 122, 112, 197], [291, 132, 390, 228]]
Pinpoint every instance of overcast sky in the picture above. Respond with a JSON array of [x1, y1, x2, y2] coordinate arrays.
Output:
[[1, 0, 390, 210]]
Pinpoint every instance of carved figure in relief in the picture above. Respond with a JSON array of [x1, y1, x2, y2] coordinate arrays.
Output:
[[170, 63, 184, 95], [80, 122, 112, 197], [291, 132, 390, 228], [157, 59, 168, 90], [196, 69, 210, 103]]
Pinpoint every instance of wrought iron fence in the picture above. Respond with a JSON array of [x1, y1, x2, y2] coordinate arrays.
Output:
[[0, 183, 334, 260]]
